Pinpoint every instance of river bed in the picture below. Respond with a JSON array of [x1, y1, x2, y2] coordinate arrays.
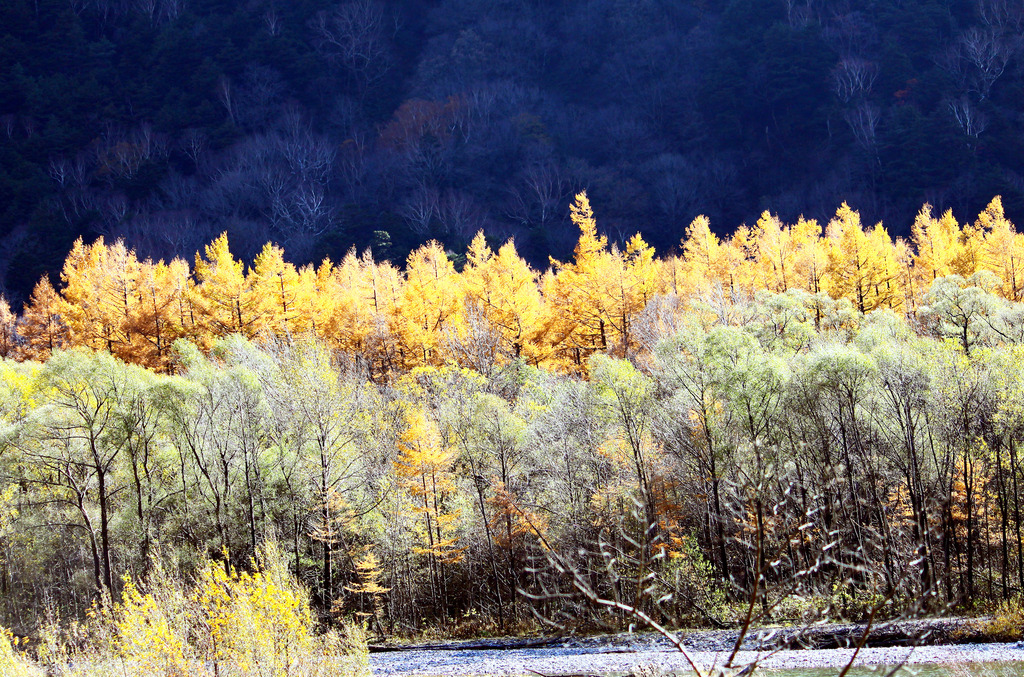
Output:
[[370, 641, 1024, 676]]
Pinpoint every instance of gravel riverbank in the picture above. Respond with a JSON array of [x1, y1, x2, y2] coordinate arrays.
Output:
[[370, 642, 1024, 676], [370, 619, 1024, 676]]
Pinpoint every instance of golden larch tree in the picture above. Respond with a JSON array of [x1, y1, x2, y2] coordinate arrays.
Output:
[[826, 203, 880, 312], [398, 241, 463, 368], [461, 232, 545, 364], [250, 242, 303, 337], [752, 211, 795, 293], [133, 257, 191, 369], [544, 192, 622, 371], [681, 214, 730, 294], [18, 277, 69, 361], [911, 204, 962, 287], [976, 197, 1024, 300], [58, 237, 144, 356], [191, 233, 262, 342], [393, 401, 465, 608]]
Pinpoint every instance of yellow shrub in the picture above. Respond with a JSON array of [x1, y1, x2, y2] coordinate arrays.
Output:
[[10, 543, 369, 677], [0, 627, 41, 677], [982, 597, 1024, 641], [116, 570, 192, 676], [194, 546, 315, 676]]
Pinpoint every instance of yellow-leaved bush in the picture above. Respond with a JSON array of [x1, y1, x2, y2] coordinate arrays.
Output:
[[0, 627, 41, 677], [115, 563, 192, 677], [194, 544, 319, 676], [27, 543, 369, 677]]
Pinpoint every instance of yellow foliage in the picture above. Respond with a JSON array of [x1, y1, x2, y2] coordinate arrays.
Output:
[[22, 546, 369, 677], [461, 232, 545, 365], [15, 194, 1024, 375], [18, 277, 68, 361], [394, 406, 466, 565], [399, 241, 463, 367], [544, 192, 659, 371], [116, 571, 191, 677], [0, 627, 40, 677], [194, 547, 314, 676], [982, 597, 1024, 640], [251, 242, 303, 337], [344, 551, 390, 598], [192, 233, 261, 341]]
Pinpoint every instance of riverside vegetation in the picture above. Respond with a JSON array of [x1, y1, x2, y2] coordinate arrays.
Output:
[[0, 543, 369, 677], [8, 196, 1024, 670]]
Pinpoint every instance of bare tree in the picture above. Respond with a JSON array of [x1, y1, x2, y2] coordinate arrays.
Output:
[[398, 184, 439, 237], [135, 0, 157, 24], [312, 0, 396, 95], [263, 6, 281, 36], [276, 121, 337, 185], [844, 101, 881, 153], [437, 190, 484, 244], [832, 57, 879, 103], [179, 129, 208, 171], [945, 27, 1020, 100], [505, 161, 573, 228], [948, 96, 989, 147], [48, 157, 72, 189], [977, 0, 1024, 34], [217, 75, 236, 124], [91, 193, 132, 238]]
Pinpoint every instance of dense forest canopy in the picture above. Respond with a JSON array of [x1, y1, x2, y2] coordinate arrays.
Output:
[[5, 194, 1024, 643], [4, 0, 1024, 300], [12, 0, 1024, 662], [7, 272, 1024, 643], [3, 192, 1024, 375]]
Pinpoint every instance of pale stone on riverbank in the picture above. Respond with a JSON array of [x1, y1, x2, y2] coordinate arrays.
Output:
[[371, 641, 1024, 676]]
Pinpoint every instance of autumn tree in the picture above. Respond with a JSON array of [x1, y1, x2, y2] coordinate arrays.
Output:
[[313, 250, 408, 376], [681, 214, 730, 294], [460, 233, 544, 366], [398, 241, 463, 368], [191, 233, 263, 343], [250, 242, 303, 337], [57, 238, 143, 359], [18, 277, 69, 361], [393, 393, 465, 612], [825, 203, 901, 312], [133, 258, 192, 369], [977, 197, 1024, 301], [911, 204, 962, 288], [544, 193, 657, 369], [0, 297, 16, 358], [751, 211, 795, 293]]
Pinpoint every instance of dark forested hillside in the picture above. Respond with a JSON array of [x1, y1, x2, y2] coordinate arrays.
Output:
[[3, 0, 1024, 300]]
